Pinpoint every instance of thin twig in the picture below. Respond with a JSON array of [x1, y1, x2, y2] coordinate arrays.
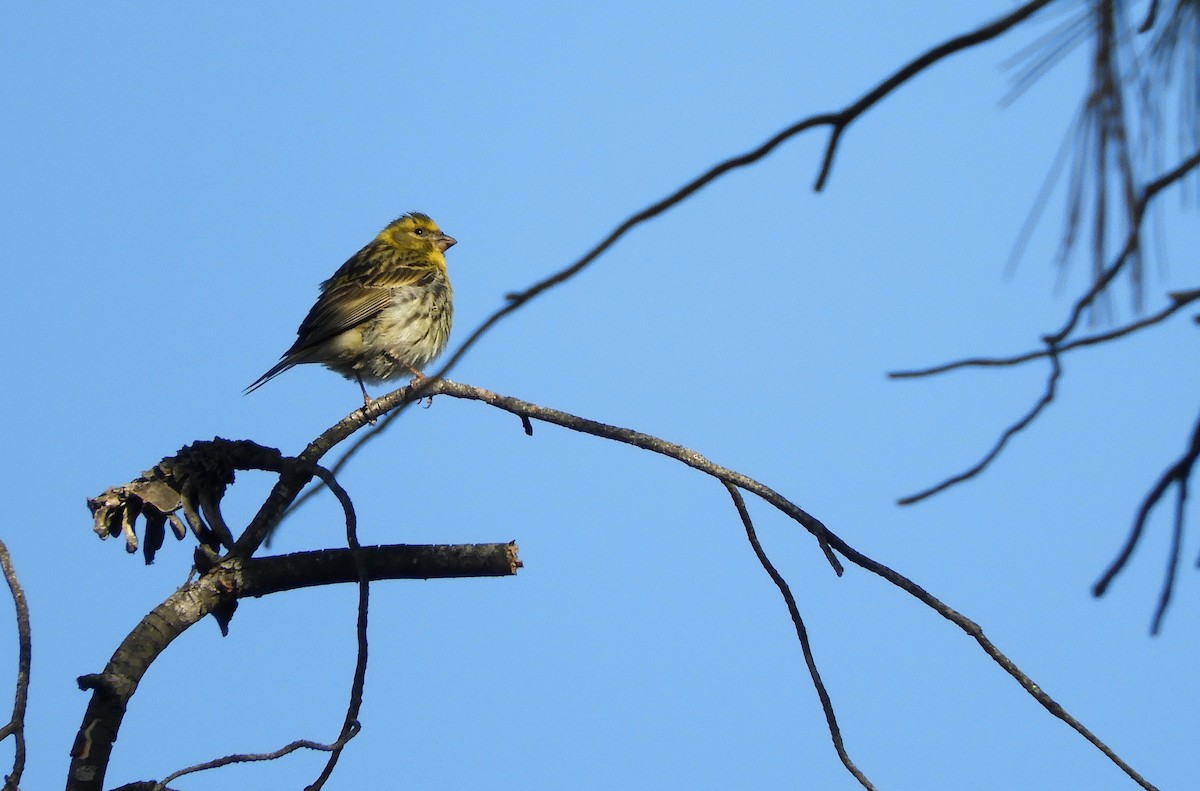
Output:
[[815, 521, 1159, 791], [140, 461, 367, 791], [426, 379, 1154, 790], [427, 381, 1156, 787], [278, 406, 411, 529], [1049, 146, 1200, 346], [894, 147, 1200, 382], [151, 731, 360, 791], [305, 463, 370, 791], [1093, 405, 1200, 634], [1150, 475, 1187, 635], [427, 0, 1055, 387], [813, 0, 1056, 190], [724, 484, 875, 791], [889, 150, 1200, 507], [898, 354, 1062, 506], [889, 288, 1200, 379], [1140, 0, 1161, 34], [0, 539, 30, 791]]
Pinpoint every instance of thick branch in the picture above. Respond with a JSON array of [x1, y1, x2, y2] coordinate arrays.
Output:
[[65, 543, 518, 791], [242, 544, 520, 597]]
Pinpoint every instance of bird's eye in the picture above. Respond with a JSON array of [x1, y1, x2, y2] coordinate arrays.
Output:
[[413, 227, 426, 236]]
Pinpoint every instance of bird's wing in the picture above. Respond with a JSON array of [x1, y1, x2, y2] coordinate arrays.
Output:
[[287, 245, 441, 354]]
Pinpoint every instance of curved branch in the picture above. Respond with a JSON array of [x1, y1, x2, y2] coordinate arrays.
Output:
[[898, 354, 1062, 506], [148, 729, 360, 791], [889, 150, 1200, 507], [425, 0, 1055, 389], [1049, 146, 1200, 345], [0, 539, 30, 791], [425, 379, 1157, 791], [306, 462, 365, 791], [724, 485, 875, 791], [1093, 405, 1200, 633], [268, 1, 1060, 539]]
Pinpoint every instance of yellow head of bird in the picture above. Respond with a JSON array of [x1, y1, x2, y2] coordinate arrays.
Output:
[[377, 212, 457, 254]]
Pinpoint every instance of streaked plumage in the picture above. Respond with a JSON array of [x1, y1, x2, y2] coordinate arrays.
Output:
[[246, 213, 456, 404]]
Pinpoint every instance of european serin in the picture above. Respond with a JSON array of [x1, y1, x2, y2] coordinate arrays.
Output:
[[246, 212, 456, 404]]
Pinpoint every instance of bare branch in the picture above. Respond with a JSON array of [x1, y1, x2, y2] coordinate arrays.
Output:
[[272, 3, 1063, 542], [423, 379, 1155, 790], [425, 380, 844, 576], [889, 288, 1200, 379], [1140, 0, 1161, 34], [147, 729, 360, 791], [241, 544, 521, 596], [817, 521, 1159, 791], [891, 149, 1200, 507], [65, 542, 518, 791], [0, 539, 30, 791], [305, 463, 367, 791], [814, 0, 1056, 190], [1092, 405, 1200, 634], [898, 354, 1062, 506], [724, 484, 875, 791], [1049, 146, 1200, 346], [1151, 474, 1187, 635], [423, 0, 1055, 393]]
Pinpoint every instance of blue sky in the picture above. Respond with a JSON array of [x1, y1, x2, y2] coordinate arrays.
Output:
[[2, 2, 1198, 789]]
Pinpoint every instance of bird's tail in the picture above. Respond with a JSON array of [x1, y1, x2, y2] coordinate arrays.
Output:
[[244, 358, 296, 395]]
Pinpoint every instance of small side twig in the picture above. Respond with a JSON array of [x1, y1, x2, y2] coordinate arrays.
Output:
[[1093, 405, 1200, 634], [428, 379, 1155, 791], [724, 484, 875, 791], [150, 730, 361, 791], [0, 539, 30, 791], [889, 288, 1200, 379], [1049, 146, 1200, 346], [898, 353, 1062, 506], [304, 463, 369, 791], [427, 0, 1055, 390], [888, 151, 1200, 508]]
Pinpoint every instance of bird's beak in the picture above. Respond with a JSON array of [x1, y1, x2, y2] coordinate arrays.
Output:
[[436, 234, 457, 252]]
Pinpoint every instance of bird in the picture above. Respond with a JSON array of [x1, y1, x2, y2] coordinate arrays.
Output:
[[246, 212, 456, 405]]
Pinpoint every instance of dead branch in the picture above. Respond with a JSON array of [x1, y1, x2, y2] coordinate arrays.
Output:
[[419, 378, 1157, 791], [1093, 405, 1200, 634], [424, 0, 1056, 392], [724, 484, 875, 791], [892, 148, 1200, 507], [888, 288, 1200, 379], [0, 540, 30, 791], [65, 542, 519, 791]]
